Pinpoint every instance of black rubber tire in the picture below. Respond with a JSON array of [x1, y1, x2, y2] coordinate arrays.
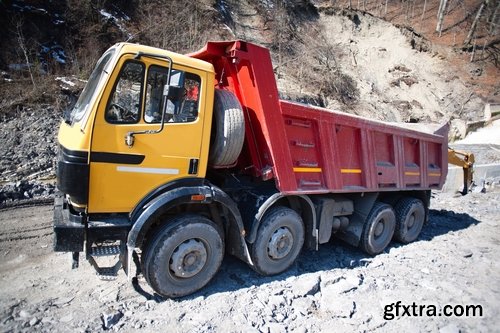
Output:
[[250, 207, 305, 276], [142, 214, 224, 298], [209, 89, 245, 167], [393, 197, 425, 244], [359, 202, 396, 256]]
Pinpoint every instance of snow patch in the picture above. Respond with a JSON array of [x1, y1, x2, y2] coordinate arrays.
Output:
[[12, 3, 48, 15], [99, 9, 133, 41], [55, 77, 76, 87], [39, 43, 67, 65]]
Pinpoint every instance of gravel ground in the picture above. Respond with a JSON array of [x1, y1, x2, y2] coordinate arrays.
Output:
[[0, 106, 58, 204], [0, 188, 498, 333]]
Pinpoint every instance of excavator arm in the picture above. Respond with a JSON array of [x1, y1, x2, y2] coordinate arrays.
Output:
[[448, 148, 475, 195]]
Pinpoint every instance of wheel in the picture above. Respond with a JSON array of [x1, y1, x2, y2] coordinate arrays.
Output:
[[250, 207, 305, 276], [393, 197, 425, 244], [142, 214, 224, 298], [209, 89, 245, 167], [359, 202, 396, 256]]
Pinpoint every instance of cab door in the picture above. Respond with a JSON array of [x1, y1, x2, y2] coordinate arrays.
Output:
[[88, 55, 208, 213]]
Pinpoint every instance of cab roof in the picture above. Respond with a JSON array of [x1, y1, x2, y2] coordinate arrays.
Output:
[[113, 43, 215, 74]]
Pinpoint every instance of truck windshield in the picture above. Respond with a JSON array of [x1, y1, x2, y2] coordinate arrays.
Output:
[[66, 49, 115, 125]]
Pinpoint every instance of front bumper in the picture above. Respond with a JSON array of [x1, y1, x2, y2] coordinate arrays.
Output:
[[53, 192, 85, 252]]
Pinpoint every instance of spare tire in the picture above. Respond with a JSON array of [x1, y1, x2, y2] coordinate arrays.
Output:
[[209, 89, 245, 167]]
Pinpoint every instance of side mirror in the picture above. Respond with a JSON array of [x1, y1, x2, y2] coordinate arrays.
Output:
[[125, 52, 176, 148]]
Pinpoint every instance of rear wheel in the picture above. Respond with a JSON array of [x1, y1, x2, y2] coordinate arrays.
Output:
[[142, 214, 224, 298], [359, 202, 396, 255], [250, 207, 305, 276], [393, 197, 425, 244]]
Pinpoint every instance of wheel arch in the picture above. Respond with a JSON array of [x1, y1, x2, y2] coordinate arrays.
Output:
[[248, 193, 317, 250], [127, 181, 252, 265]]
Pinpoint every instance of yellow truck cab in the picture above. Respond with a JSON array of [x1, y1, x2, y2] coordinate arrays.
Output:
[[58, 43, 215, 213]]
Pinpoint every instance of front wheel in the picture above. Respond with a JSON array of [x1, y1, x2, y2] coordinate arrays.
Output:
[[250, 207, 305, 276], [142, 214, 224, 298]]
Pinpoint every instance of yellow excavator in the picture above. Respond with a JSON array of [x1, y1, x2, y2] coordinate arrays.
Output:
[[448, 148, 475, 195]]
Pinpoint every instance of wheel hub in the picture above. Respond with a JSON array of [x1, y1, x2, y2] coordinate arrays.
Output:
[[407, 214, 416, 228], [374, 220, 385, 237], [170, 239, 207, 278], [267, 227, 293, 259]]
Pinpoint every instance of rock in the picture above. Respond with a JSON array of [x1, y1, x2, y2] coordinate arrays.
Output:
[[102, 310, 123, 330], [274, 313, 285, 322], [145, 300, 156, 310], [29, 317, 39, 326], [290, 275, 320, 298], [461, 249, 473, 258], [292, 296, 314, 316], [268, 295, 286, 310], [322, 273, 361, 295], [320, 285, 357, 318], [18, 310, 31, 318], [59, 313, 73, 323], [252, 298, 266, 309], [53, 296, 75, 307], [247, 311, 264, 328]]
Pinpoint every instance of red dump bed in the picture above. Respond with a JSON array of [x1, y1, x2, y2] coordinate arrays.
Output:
[[279, 101, 448, 193], [190, 41, 449, 194]]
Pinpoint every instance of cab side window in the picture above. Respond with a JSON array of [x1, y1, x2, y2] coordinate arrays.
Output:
[[106, 61, 144, 123], [145, 66, 201, 124]]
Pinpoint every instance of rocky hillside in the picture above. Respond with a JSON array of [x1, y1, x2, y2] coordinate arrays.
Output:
[[0, 0, 498, 203]]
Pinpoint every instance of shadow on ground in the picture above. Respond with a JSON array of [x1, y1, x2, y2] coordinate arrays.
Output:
[[132, 208, 480, 302]]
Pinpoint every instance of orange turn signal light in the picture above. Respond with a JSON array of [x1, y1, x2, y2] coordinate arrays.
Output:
[[191, 194, 206, 201]]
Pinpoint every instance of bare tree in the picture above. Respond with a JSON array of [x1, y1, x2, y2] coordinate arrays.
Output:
[[411, 0, 416, 19], [489, 0, 499, 34], [15, 20, 35, 87], [437, 0, 444, 19], [464, 0, 490, 46], [470, 38, 477, 62], [420, 0, 428, 27], [436, 0, 449, 36]]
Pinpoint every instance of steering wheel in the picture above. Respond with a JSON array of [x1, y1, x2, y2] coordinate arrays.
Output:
[[110, 103, 136, 122]]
